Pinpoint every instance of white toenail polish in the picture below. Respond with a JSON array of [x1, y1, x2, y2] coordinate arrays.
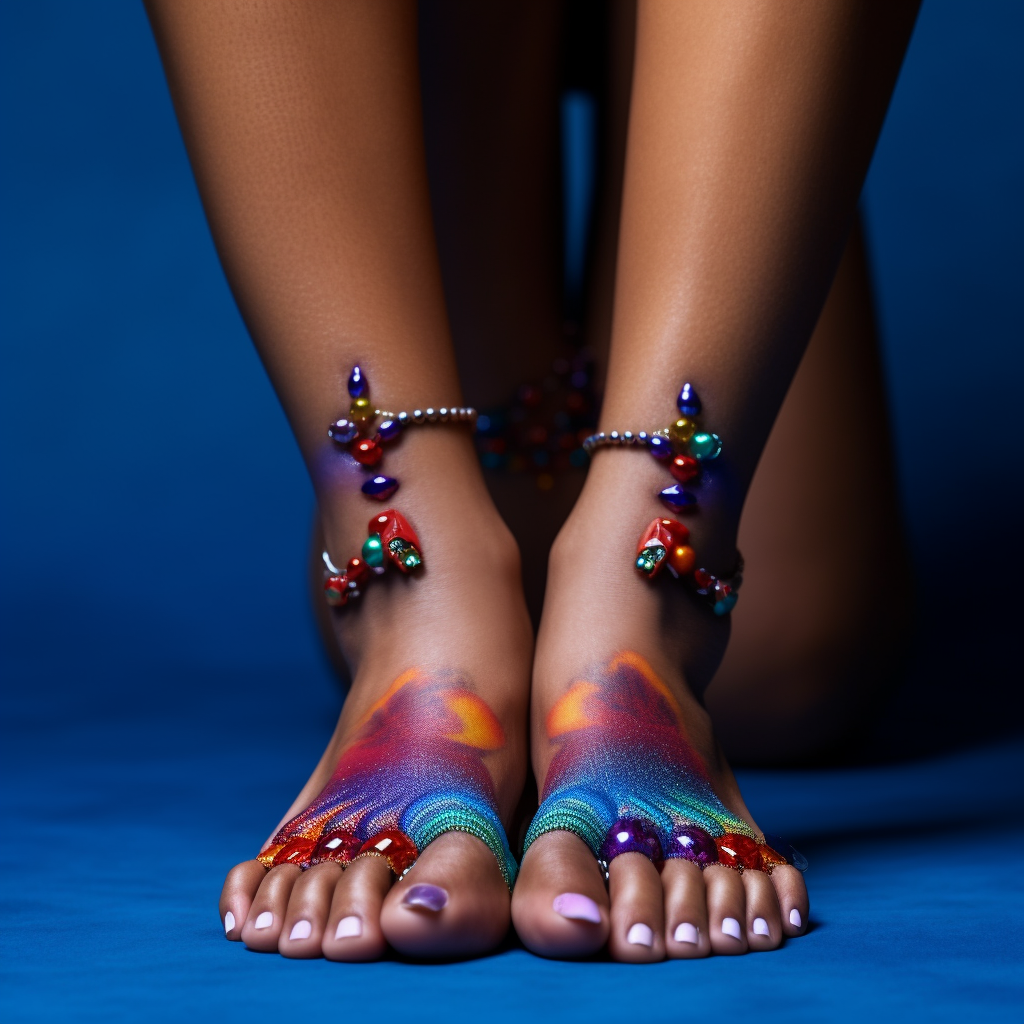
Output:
[[674, 922, 698, 944], [753, 917, 770, 936], [254, 911, 273, 930], [289, 920, 312, 940], [789, 908, 803, 928], [627, 923, 653, 947], [722, 917, 742, 940], [336, 915, 362, 939], [223, 911, 235, 934]]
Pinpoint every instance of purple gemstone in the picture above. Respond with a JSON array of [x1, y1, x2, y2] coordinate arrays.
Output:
[[378, 418, 402, 441], [402, 884, 448, 912], [667, 825, 718, 867], [348, 364, 367, 398], [677, 382, 701, 417], [660, 484, 698, 513], [328, 419, 359, 444], [361, 475, 399, 500], [648, 435, 673, 460], [600, 818, 663, 864]]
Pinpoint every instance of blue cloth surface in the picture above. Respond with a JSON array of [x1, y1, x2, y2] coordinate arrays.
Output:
[[2, 2, 1023, 1022]]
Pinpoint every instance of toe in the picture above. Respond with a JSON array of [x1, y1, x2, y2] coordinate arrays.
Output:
[[742, 868, 783, 951], [511, 831, 610, 958], [661, 859, 711, 958], [322, 856, 392, 962], [240, 865, 301, 951], [770, 865, 809, 937], [278, 863, 342, 959], [381, 832, 510, 959], [219, 860, 266, 942], [606, 853, 665, 962], [704, 865, 748, 954]]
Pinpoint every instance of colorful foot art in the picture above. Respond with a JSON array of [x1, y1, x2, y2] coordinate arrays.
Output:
[[258, 670, 518, 888], [524, 652, 799, 874]]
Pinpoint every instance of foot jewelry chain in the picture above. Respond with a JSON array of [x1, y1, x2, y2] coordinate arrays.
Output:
[[322, 364, 476, 609], [583, 382, 742, 616], [523, 653, 806, 880]]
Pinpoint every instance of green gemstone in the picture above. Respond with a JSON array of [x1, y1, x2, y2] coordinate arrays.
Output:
[[361, 533, 384, 567], [636, 545, 666, 576], [388, 538, 422, 571], [689, 431, 722, 460]]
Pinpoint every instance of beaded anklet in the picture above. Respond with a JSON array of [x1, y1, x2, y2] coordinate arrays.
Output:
[[583, 383, 741, 615], [322, 364, 476, 609]]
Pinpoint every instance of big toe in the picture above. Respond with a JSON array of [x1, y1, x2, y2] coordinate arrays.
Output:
[[380, 832, 510, 959], [511, 831, 610, 958]]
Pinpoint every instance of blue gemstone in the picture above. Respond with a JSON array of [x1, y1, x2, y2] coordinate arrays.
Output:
[[677, 382, 701, 417], [328, 419, 359, 444], [648, 435, 673, 460], [347, 365, 367, 398], [660, 484, 697, 512], [761, 833, 809, 871], [378, 418, 402, 441], [361, 475, 399, 500]]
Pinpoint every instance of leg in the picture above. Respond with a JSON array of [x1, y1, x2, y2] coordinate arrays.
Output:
[[145, 0, 531, 959], [515, 0, 919, 959]]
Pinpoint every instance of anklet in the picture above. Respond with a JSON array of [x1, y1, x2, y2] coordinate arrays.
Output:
[[583, 383, 741, 615]]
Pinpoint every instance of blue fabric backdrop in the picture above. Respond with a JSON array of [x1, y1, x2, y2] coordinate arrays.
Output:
[[2, 2, 1022, 1021]]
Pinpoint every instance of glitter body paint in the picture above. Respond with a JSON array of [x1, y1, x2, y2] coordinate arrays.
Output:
[[259, 670, 517, 887], [525, 652, 762, 864]]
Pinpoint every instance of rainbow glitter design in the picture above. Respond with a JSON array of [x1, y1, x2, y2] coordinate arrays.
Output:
[[525, 652, 776, 870], [258, 670, 517, 888]]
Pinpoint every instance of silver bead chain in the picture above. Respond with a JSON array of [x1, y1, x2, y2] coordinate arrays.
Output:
[[581, 428, 669, 456], [373, 406, 478, 427]]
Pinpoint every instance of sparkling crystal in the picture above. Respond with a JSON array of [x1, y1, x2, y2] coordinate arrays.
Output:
[[328, 419, 359, 444], [347, 365, 367, 398], [668, 825, 719, 867], [660, 484, 698, 513], [361, 475, 399, 500], [677, 382, 701, 417]]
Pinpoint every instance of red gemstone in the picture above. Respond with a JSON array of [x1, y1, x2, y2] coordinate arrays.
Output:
[[351, 437, 382, 466], [716, 833, 763, 871], [657, 518, 690, 545], [693, 568, 714, 590], [310, 829, 362, 867], [346, 558, 371, 585], [324, 575, 348, 606], [272, 836, 316, 869], [355, 830, 418, 875], [378, 509, 421, 552], [669, 455, 700, 483]]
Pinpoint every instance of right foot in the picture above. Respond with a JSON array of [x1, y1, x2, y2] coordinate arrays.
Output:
[[219, 430, 532, 960]]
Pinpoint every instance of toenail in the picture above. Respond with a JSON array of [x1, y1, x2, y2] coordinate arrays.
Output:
[[753, 917, 770, 936], [402, 884, 448, 912], [552, 893, 602, 924], [673, 922, 698, 944], [223, 911, 235, 934], [289, 920, 312, 940], [789, 908, 803, 928], [627, 923, 653, 947], [721, 917, 742, 940], [335, 915, 362, 939], [254, 911, 273, 930]]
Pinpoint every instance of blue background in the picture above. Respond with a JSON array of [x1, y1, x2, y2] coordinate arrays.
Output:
[[2, 2, 1022, 1021]]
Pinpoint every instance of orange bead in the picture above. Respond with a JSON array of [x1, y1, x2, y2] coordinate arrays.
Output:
[[668, 544, 696, 575]]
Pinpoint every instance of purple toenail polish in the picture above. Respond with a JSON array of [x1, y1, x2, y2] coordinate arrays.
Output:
[[289, 920, 312, 940], [721, 917, 742, 940], [753, 917, 770, 936], [223, 911, 235, 934], [254, 911, 273, 930], [627, 923, 654, 947], [674, 922, 698, 944], [402, 884, 448, 912], [789, 908, 803, 929], [552, 893, 602, 924], [336, 915, 362, 939]]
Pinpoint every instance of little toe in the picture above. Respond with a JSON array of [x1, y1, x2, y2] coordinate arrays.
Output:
[[240, 864, 301, 951], [742, 869, 783, 951], [278, 863, 342, 959], [770, 865, 810, 937], [703, 865, 748, 955], [321, 856, 392, 962], [661, 859, 711, 958], [219, 860, 266, 942], [606, 853, 665, 962], [512, 831, 610, 958], [381, 832, 510, 959]]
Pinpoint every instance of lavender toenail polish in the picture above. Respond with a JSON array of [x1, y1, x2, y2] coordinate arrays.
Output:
[[753, 917, 770, 936], [223, 911, 235, 934], [674, 922, 698, 944], [254, 911, 273, 930], [402, 884, 448, 912], [721, 917, 742, 940], [289, 920, 312, 940], [789, 908, 803, 929], [552, 893, 602, 924], [627, 923, 654, 947], [335, 915, 362, 939]]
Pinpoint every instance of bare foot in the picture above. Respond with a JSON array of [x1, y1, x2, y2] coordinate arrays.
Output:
[[512, 451, 809, 960]]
